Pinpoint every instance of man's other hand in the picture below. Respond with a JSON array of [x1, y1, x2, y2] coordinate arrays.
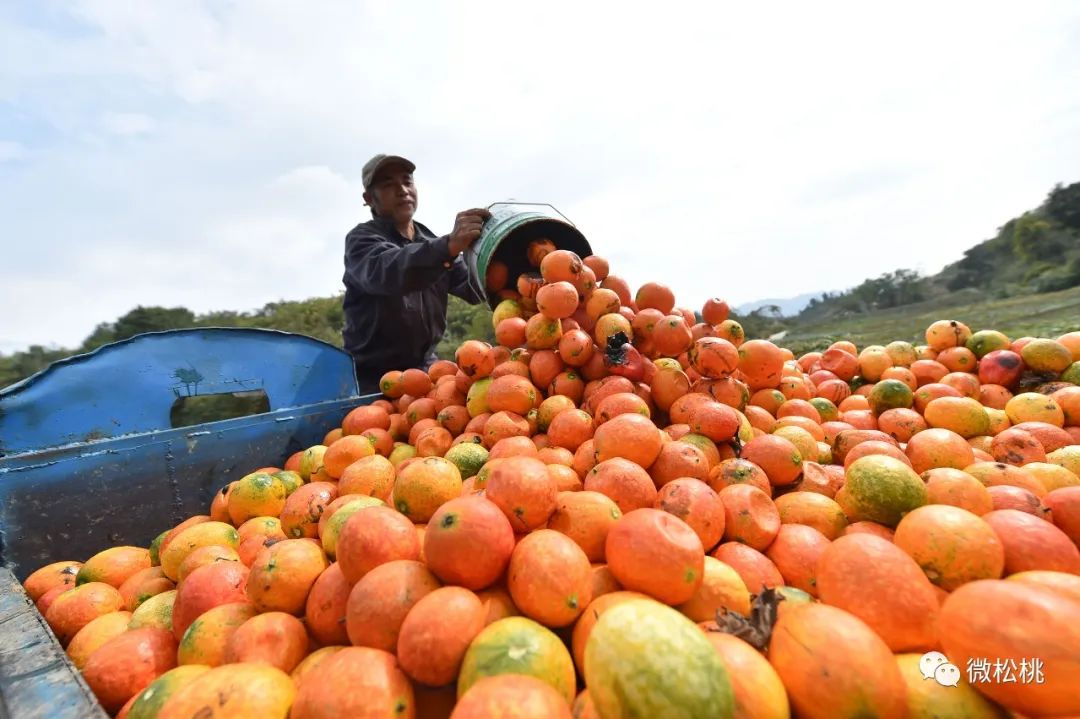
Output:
[[448, 208, 492, 257]]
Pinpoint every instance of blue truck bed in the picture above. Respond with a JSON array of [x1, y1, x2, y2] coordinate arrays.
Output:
[[0, 328, 373, 717]]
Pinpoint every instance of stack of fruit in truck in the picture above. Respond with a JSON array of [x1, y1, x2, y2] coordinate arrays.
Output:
[[2, 202, 1079, 719]]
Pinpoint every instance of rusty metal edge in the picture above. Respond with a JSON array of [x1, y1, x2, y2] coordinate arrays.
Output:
[[0, 327, 346, 397], [0, 566, 108, 719]]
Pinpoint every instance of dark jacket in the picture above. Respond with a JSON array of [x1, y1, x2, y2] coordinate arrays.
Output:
[[342, 216, 485, 389]]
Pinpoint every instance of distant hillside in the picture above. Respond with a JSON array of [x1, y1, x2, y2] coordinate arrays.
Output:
[[790, 180, 1080, 327], [735, 290, 837, 318], [780, 284, 1080, 356]]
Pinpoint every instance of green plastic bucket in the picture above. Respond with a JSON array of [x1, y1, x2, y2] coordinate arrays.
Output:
[[464, 202, 593, 309]]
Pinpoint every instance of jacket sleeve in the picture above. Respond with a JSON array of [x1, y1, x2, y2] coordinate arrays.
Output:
[[448, 253, 487, 305], [344, 225, 453, 295]]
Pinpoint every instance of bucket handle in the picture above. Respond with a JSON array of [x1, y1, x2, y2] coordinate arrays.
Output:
[[485, 201, 576, 226]]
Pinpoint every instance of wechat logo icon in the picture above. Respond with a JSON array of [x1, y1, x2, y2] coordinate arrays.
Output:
[[920, 651, 961, 687]]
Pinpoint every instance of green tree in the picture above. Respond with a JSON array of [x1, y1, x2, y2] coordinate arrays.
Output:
[[80, 322, 118, 352], [833, 269, 927, 313], [947, 240, 1000, 290], [1012, 213, 1062, 262], [1046, 182, 1080, 230], [195, 310, 248, 328], [113, 306, 197, 340], [0, 344, 70, 388], [1034, 255, 1080, 293], [437, 296, 494, 359], [245, 295, 346, 346]]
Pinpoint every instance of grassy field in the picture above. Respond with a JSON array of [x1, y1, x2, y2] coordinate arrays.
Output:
[[779, 285, 1080, 354]]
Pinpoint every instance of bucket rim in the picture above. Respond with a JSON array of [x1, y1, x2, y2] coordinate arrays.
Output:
[[466, 203, 593, 310], [485, 201, 576, 226]]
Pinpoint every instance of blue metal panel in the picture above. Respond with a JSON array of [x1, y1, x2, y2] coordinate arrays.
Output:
[[0, 328, 379, 579], [0, 326, 386, 716], [0, 397, 365, 581], [0, 327, 359, 456], [0, 327, 384, 719]]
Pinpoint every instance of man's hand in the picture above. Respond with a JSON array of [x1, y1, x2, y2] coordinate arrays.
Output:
[[448, 208, 492, 257]]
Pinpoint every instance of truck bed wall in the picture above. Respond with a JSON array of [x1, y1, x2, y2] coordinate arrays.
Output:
[[0, 328, 374, 718]]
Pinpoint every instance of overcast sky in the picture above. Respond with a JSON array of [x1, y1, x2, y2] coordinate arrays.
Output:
[[2, 2, 1079, 354]]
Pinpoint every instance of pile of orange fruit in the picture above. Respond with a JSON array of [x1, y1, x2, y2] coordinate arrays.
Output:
[[23, 243, 1080, 719]]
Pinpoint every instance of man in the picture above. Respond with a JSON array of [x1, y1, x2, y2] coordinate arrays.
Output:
[[342, 154, 491, 394]]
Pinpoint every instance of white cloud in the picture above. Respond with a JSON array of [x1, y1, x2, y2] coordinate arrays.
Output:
[[100, 112, 155, 136], [0, 1, 1079, 354]]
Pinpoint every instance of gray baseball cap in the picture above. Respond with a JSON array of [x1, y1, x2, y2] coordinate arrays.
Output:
[[362, 154, 416, 189]]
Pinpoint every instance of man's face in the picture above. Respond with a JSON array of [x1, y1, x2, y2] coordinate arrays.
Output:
[[364, 166, 418, 224]]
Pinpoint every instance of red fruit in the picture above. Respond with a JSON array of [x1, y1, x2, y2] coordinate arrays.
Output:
[[82, 628, 177, 714], [977, 350, 1025, 388], [983, 509, 1080, 575], [454, 675, 572, 719], [687, 401, 740, 443], [939, 580, 1080, 718], [290, 646, 415, 718], [396, 587, 486, 687], [816, 533, 940, 652], [765, 524, 831, 599], [485, 456, 559, 533], [345, 560, 441, 653], [336, 507, 420, 585], [592, 413, 663, 468], [654, 478, 725, 551], [710, 542, 783, 595], [741, 434, 804, 486], [507, 529, 593, 628], [702, 298, 730, 326], [769, 603, 908, 719], [423, 496, 515, 590], [605, 508, 705, 605], [602, 331, 645, 382], [171, 562, 249, 640], [1045, 487, 1080, 545]]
